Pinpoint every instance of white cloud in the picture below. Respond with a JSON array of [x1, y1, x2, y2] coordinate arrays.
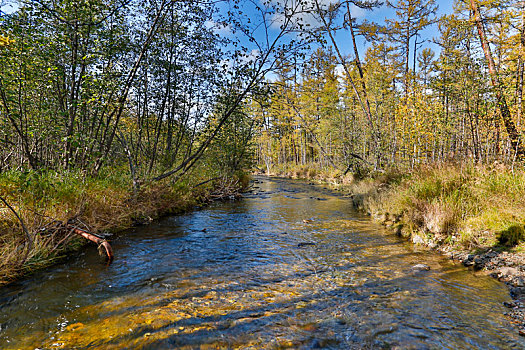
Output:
[[219, 58, 234, 71], [219, 49, 261, 73], [204, 19, 233, 36], [0, 2, 18, 15], [349, 3, 366, 19], [334, 63, 345, 78], [268, 0, 339, 31], [264, 71, 279, 82], [240, 49, 261, 64]]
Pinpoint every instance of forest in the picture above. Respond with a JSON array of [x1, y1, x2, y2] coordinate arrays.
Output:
[[254, 0, 524, 171], [0, 0, 524, 283]]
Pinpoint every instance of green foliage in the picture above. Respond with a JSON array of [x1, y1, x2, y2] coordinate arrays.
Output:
[[205, 90, 256, 176], [0, 0, 257, 185]]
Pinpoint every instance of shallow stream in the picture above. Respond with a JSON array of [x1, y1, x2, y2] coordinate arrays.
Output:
[[0, 177, 523, 349]]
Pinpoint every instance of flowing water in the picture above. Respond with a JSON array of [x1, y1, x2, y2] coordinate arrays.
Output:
[[0, 177, 524, 349]]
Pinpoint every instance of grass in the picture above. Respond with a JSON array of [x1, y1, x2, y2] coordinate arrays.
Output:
[[351, 163, 525, 251], [268, 162, 354, 186], [0, 166, 249, 286]]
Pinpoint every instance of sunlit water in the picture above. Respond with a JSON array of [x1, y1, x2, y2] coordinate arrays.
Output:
[[0, 177, 523, 349]]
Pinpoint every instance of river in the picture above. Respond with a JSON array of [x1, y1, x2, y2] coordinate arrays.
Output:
[[0, 177, 523, 349]]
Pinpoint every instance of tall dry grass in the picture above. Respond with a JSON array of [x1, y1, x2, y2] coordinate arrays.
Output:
[[269, 163, 350, 186], [352, 163, 525, 251]]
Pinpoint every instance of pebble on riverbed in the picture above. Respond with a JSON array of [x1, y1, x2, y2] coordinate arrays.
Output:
[[442, 248, 525, 335]]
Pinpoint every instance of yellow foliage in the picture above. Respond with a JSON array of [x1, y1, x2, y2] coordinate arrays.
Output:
[[0, 35, 15, 48]]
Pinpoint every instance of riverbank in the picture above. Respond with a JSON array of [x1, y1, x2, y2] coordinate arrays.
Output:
[[0, 167, 249, 286], [263, 162, 525, 334]]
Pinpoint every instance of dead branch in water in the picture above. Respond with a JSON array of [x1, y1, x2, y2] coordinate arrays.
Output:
[[22, 210, 114, 262], [71, 226, 114, 261], [207, 177, 243, 200]]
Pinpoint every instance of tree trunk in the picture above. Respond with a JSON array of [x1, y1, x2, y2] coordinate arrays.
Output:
[[470, 0, 524, 156], [346, 4, 372, 121], [404, 27, 410, 97], [516, 7, 524, 123]]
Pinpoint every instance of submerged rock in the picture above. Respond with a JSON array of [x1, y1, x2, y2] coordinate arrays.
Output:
[[298, 242, 316, 247], [410, 264, 431, 272]]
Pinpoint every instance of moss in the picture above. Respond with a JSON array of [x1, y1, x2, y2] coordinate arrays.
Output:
[[497, 224, 525, 247]]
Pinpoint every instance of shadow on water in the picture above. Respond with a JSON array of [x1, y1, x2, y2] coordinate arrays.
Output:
[[0, 176, 524, 349]]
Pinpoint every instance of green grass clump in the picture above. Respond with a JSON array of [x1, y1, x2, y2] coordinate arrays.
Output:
[[497, 224, 525, 246]]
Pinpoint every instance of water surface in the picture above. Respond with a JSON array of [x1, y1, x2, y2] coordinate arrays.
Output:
[[0, 177, 522, 349]]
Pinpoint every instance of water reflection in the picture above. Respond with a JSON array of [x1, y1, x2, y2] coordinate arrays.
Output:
[[0, 177, 523, 349]]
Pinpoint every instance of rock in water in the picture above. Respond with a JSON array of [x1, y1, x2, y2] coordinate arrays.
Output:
[[411, 264, 431, 272]]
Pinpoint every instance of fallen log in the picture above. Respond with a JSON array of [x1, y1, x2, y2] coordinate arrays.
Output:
[[72, 227, 114, 261]]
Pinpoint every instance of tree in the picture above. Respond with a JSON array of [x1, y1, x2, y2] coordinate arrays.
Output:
[[470, 0, 524, 157], [312, 0, 384, 168], [417, 47, 435, 87], [386, 0, 438, 96]]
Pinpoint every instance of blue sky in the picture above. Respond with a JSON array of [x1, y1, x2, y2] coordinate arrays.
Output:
[[339, 0, 456, 71], [1, 0, 457, 71], [221, 0, 459, 79], [213, 0, 459, 74], [314, 1, 457, 61]]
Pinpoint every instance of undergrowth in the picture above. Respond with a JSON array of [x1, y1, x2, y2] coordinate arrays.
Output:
[[354, 163, 525, 251]]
